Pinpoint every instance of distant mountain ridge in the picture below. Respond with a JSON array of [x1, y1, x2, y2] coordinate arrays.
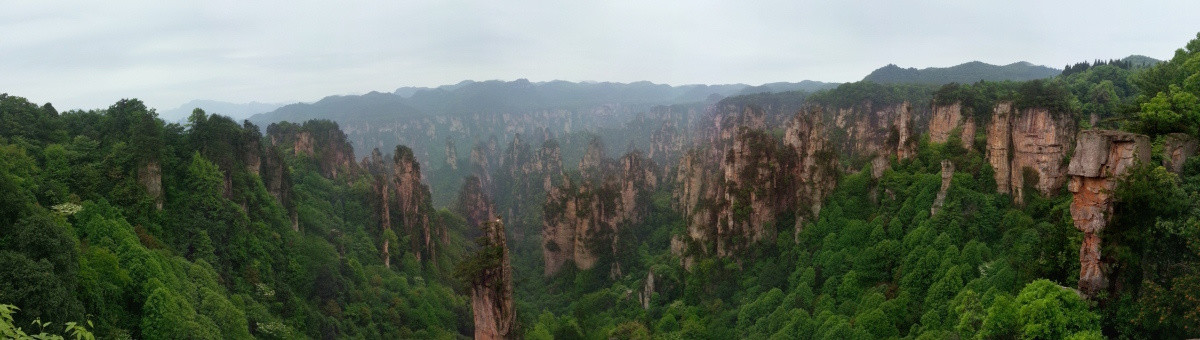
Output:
[[161, 99, 284, 122], [250, 79, 839, 125], [863, 61, 1061, 85]]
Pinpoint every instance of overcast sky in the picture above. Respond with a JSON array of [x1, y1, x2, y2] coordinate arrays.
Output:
[[3, 1, 1198, 111]]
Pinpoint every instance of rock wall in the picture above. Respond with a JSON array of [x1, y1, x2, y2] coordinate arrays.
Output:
[[470, 220, 515, 340], [392, 146, 441, 262], [830, 101, 917, 168], [542, 151, 658, 276], [930, 160, 954, 216], [929, 102, 974, 150], [673, 106, 838, 262], [1163, 133, 1198, 174], [1066, 130, 1150, 296], [138, 160, 163, 210], [1008, 107, 1076, 204]]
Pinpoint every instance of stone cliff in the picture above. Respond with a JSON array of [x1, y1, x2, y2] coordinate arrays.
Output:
[[930, 100, 1077, 204], [542, 151, 658, 277], [469, 220, 516, 340], [1163, 133, 1198, 174], [673, 106, 839, 263], [1066, 130, 1150, 296], [830, 101, 917, 173], [928, 102, 976, 150]]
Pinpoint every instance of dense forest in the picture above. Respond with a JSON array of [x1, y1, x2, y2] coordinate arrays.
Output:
[[3, 33, 1200, 339]]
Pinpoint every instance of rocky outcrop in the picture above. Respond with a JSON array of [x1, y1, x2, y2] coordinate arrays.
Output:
[[1066, 130, 1150, 296], [930, 160, 954, 216], [542, 150, 658, 277], [1009, 107, 1076, 204], [929, 102, 975, 150], [986, 103, 1014, 194], [981, 102, 1077, 204], [831, 101, 916, 165], [673, 107, 839, 261], [469, 220, 515, 340], [457, 176, 495, 237], [138, 160, 163, 210], [267, 120, 356, 179], [445, 138, 459, 171], [1163, 133, 1198, 174], [392, 146, 440, 262]]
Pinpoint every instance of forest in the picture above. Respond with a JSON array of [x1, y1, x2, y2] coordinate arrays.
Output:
[[2, 33, 1200, 340]]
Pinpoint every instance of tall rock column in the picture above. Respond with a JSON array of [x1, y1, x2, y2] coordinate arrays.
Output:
[[1066, 130, 1150, 296], [1163, 133, 1198, 174], [470, 220, 515, 340]]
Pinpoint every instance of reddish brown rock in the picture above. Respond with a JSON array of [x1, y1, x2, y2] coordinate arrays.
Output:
[[1010, 107, 1076, 204], [1163, 133, 1198, 174], [1066, 130, 1150, 296], [470, 220, 515, 340], [986, 102, 1014, 195], [542, 150, 658, 276]]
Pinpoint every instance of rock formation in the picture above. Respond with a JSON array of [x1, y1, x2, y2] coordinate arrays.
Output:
[[1066, 130, 1150, 296], [457, 176, 495, 239], [542, 150, 658, 277], [830, 101, 917, 168], [138, 160, 163, 210], [1008, 107, 1076, 204], [673, 106, 839, 262], [445, 138, 459, 171], [930, 160, 954, 216], [391, 145, 441, 262], [1163, 133, 1198, 174], [469, 220, 515, 340], [986, 102, 1014, 195], [929, 102, 976, 150]]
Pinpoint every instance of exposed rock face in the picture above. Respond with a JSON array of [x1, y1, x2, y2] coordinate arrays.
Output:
[[673, 107, 838, 261], [268, 120, 356, 179], [542, 151, 658, 276], [457, 176, 495, 236], [1009, 107, 1076, 204], [929, 102, 975, 150], [931, 160, 954, 216], [445, 138, 459, 171], [392, 146, 440, 262], [981, 103, 1076, 203], [138, 160, 163, 210], [470, 220, 515, 340], [1066, 130, 1150, 296], [986, 102, 1014, 194], [639, 269, 655, 309], [578, 137, 610, 178], [830, 101, 917, 165], [783, 109, 839, 221], [1163, 133, 1198, 174]]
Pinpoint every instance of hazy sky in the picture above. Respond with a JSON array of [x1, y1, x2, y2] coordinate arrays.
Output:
[[3, 1, 1198, 111]]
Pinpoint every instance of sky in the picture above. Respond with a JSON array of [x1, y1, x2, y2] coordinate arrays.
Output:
[[2, 1, 1199, 112]]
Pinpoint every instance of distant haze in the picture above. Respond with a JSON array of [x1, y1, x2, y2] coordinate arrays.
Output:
[[2, 1, 1198, 111]]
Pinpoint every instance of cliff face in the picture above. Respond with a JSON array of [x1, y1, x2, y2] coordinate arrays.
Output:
[[268, 121, 357, 179], [470, 220, 515, 340], [1163, 133, 1198, 174], [986, 103, 1014, 194], [138, 160, 163, 210], [930, 160, 955, 216], [929, 102, 975, 150], [1066, 130, 1150, 296], [542, 151, 658, 277], [1008, 107, 1076, 204], [947, 102, 1077, 204], [457, 176, 495, 234], [830, 101, 917, 169], [391, 146, 441, 262], [673, 107, 838, 263]]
